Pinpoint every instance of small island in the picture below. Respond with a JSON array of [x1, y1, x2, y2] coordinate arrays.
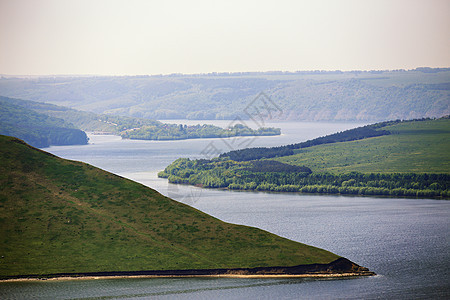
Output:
[[120, 123, 281, 141], [0, 135, 373, 280]]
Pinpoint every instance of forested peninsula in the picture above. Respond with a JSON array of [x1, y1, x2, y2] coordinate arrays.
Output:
[[0, 98, 88, 148], [159, 117, 450, 199]]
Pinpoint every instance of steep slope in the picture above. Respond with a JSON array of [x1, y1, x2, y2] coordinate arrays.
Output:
[[0, 135, 344, 279]]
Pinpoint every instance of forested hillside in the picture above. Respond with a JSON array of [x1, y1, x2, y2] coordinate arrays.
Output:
[[1, 68, 448, 122], [0, 96, 280, 141], [0, 98, 88, 148]]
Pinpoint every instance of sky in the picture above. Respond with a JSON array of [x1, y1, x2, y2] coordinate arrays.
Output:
[[0, 0, 449, 75]]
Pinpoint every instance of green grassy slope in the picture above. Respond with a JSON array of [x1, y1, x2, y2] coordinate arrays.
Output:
[[0, 135, 338, 278], [275, 118, 450, 173]]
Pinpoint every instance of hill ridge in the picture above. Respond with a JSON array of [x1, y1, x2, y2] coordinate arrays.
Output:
[[0, 135, 371, 279], [0, 69, 448, 121]]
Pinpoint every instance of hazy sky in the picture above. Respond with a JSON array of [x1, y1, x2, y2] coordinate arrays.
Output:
[[0, 0, 449, 75]]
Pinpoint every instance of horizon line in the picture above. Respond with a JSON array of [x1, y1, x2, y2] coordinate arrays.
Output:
[[1, 67, 450, 78]]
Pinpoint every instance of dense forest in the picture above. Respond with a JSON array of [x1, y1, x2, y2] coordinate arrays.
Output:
[[0, 98, 88, 148], [0, 96, 280, 141], [159, 118, 450, 199], [159, 158, 449, 198], [0, 68, 448, 122]]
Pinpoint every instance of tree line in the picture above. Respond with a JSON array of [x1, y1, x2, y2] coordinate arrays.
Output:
[[220, 118, 437, 161], [158, 158, 449, 199]]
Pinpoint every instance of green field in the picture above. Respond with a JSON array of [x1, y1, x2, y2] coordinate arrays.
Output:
[[276, 118, 450, 173], [0, 135, 339, 278]]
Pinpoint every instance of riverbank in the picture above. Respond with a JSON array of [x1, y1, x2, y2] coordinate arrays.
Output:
[[0, 258, 375, 282], [1, 273, 374, 282]]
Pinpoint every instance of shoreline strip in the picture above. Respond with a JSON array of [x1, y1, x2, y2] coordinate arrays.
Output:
[[0, 272, 373, 282]]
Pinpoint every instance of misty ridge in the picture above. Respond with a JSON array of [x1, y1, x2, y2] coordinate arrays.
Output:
[[1, 68, 449, 122]]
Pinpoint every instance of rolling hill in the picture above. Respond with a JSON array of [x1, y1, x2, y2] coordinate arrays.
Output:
[[275, 117, 450, 173], [1, 68, 449, 122], [0, 96, 280, 141], [0, 135, 370, 279]]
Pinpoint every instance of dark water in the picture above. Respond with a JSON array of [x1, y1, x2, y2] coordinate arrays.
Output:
[[1, 121, 449, 299]]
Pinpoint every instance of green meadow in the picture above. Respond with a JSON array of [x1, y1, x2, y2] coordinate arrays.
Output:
[[0, 135, 338, 278], [276, 118, 450, 174]]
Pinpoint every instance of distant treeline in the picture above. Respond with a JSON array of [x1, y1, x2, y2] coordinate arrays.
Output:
[[0, 98, 88, 148], [220, 119, 436, 161], [2, 69, 449, 122], [159, 158, 450, 199], [111, 67, 450, 77]]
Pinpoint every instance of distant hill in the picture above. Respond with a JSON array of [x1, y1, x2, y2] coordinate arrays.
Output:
[[0, 95, 163, 134], [0, 68, 449, 121], [274, 117, 450, 174], [0, 96, 280, 141], [0, 135, 350, 279], [0, 98, 88, 148]]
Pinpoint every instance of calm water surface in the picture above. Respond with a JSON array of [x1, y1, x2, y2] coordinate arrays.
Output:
[[1, 121, 449, 299]]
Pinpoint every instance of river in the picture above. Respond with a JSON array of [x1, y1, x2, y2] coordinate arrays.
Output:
[[1, 121, 449, 299]]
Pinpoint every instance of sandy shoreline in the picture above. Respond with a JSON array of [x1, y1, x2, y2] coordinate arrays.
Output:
[[0, 258, 375, 282], [0, 272, 372, 282]]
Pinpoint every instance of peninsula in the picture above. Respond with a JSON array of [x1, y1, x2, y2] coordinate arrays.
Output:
[[0, 97, 88, 148], [159, 117, 450, 199]]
